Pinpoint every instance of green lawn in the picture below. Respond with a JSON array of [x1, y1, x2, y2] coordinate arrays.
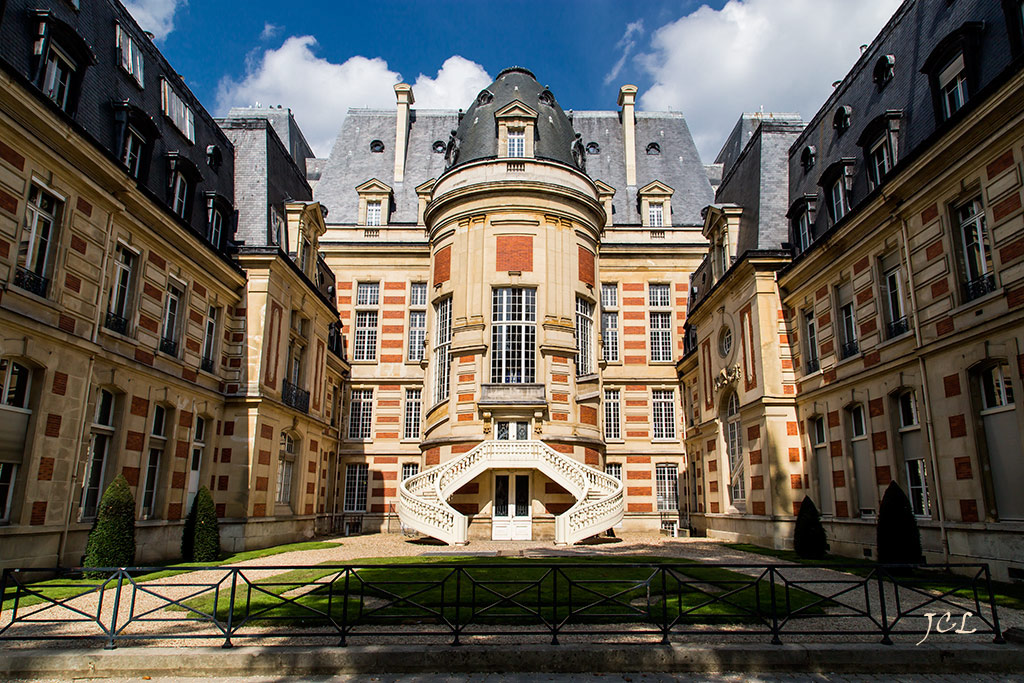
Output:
[[1, 541, 342, 611], [172, 555, 827, 627], [726, 543, 1024, 611]]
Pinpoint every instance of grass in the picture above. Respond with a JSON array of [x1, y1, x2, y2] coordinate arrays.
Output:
[[1, 541, 342, 611], [726, 543, 1024, 611], [171, 555, 827, 627]]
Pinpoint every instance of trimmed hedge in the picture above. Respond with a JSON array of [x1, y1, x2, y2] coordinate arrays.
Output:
[[83, 475, 136, 575], [181, 486, 221, 562], [793, 495, 827, 560], [877, 481, 923, 565]]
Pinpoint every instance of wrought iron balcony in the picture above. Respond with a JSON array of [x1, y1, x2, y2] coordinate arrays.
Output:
[[887, 316, 910, 338], [104, 311, 129, 335], [840, 340, 860, 359], [282, 379, 310, 414], [159, 337, 179, 357], [200, 357, 215, 373], [13, 266, 48, 297], [963, 274, 996, 302], [806, 358, 820, 373]]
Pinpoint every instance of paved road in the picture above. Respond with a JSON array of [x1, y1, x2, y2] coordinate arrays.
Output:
[[22, 675, 1024, 682]]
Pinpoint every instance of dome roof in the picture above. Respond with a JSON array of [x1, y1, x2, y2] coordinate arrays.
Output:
[[445, 67, 584, 172]]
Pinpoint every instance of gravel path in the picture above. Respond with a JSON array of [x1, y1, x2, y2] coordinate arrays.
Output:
[[2, 533, 1019, 648]]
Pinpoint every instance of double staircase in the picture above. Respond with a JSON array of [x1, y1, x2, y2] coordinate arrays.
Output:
[[397, 440, 624, 545]]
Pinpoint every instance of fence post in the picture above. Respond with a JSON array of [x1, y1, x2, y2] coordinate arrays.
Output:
[[551, 567, 559, 645], [660, 567, 669, 644], [876, 568, 892, 645], [768, 567, 781, 645], [105, 570, 125, 650], [0, 568, 10, 621], [339, 568, 350, 647], [983, 565, 1005, 644], [222, 569, 238, 649], [452, 567, 461, 646]]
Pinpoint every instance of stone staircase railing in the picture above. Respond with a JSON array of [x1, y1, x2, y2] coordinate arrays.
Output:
[[397, 440, 624, 545]]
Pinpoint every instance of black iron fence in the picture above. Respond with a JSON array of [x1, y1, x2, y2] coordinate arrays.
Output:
[[0, 561, 1005, 649]]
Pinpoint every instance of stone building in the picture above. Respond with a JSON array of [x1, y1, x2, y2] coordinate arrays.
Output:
[[681, 0, 1024, 580]]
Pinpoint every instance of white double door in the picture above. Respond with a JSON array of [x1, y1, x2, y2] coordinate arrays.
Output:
[[492, 471, 532, 540]]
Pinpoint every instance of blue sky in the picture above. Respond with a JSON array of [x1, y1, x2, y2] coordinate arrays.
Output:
[[126, 0, 902, 160]]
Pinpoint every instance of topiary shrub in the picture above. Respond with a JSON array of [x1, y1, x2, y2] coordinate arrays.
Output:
[[793, 495, 827, 559], [876, 481, 923, 566], [181, 486, 221, 562], [83, 475, 136, 576]]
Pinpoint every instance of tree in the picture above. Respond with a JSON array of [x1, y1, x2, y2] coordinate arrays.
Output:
[[793, 495, 827, 559], [877, 481, 923, 565], [181, 487, 221, 562], [83, 475, 136, 576]]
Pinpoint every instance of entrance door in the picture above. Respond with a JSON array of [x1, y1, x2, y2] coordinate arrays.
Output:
[[496, 421, 530, 441], [492, 472, 532, 540]]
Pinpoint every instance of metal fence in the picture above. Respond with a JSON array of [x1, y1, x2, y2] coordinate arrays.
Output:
[[0, 561, 1006, 649]]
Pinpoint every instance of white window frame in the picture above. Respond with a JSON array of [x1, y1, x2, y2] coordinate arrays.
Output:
[[869, 135, 892, 187], [434, 297, 452, 403], [980, 364, 1015, 413], [141, 405, 165, 518], [883, 265, 905, 332], [404, 388, 422, 440], [402, 463, 419, 481], [804, 309, 819, 371], [575, 297, 594, 376], [82, 389, 116, 520], [108, 244, 137, 323], [649, 283, 672, 363], [0, 462, 16, 524], [649, 202, 664, 228], [797, 209, 811, 253], [201, 305, 219, 366], [171, 170, 189, 218], [122, 127, 144, 178], [604, 388, 621, 441], [161, 78, 195, 142], [652, 389, 676, 440], [277, 433, 296, 505], [43, 44, 74, 111], [601, 283, 619, 363], [956, 198, 994, 293], [354, 282, 379, 362], [830, 179, 847, 222], [725, 393, 744, 504], [19, 184, 63, 284], [605, 463, 622, 481], [161, 281, 184, 348], [344, 463, 368, 512], [938, 53, 967, 120], [656, 463, 679, 511], [408, 283, 427, 362], [490, 288, 537, 384], [507, 129, 525, 158], [116, 24, 144, 87], [348, 388, 373, 440], [366, 201, 382, 227]]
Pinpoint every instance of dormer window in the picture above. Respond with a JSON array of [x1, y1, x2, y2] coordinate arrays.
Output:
[[638, 180, 674, 228], [171, 171, 188, 217], [873, 54, 895, 86], [507, 129, 525, 158], [586, 142, 600, 155], [31, 10, 96, 115], [787, 194, 816, 254], [205, 192, 231, 250], [868, 135, 892, 187], [646, 143, 661, 155], [161, 78, 195, 142], [857, 111, 901, 189], [369, 140, 384, 153], [355, 179, 393, 227], [800, 146, 816, 172], [114, 101, 159, 183], [817, 157, 855, 224], [115, 24, 144, 87], [432, 140, 446, 154], [43, 45, 74, 110], [921, 22, 983, 124], [122, 128, 144, 178], [833, 105, 852, 133], [938, 54, 968, 119], [649, 202, 664, 228], [830, 179, 848, 222], [366, 201, 381, 226]]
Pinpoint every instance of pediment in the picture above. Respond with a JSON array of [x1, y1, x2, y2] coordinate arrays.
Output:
[[495, 100, 538, 120], [415, 178, 436, 195], [638, 180, 674, 196], [355, 178, 393, 194], [593, 179, 616, 198]]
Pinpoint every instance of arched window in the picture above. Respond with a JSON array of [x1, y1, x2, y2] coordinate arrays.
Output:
[[646, 142, 661, 155], [369, 139, 384, 153], [724, 393, 744, 507], [278, 432, 297, 505]]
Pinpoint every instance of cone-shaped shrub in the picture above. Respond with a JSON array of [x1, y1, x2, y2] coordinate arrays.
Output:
[[181, 487, 221, 562], [876, 481, 922, 565], [83, 475, 136, 576], [793, 495, 827, 559]]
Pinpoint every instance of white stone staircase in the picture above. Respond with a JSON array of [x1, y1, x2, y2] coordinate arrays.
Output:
[[397, 440, 624, 545]]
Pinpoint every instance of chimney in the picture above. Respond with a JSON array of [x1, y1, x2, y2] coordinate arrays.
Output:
[[618, 85, 638, 187], [393, 83, 414, 183]]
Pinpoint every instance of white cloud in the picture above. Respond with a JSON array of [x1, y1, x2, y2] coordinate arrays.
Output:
[[122, 0, 184, 42], [260, 23, 282, 41], [410, 56, 492, 110], [604, 20, 644, 86], [217, 42, 490, 157], [637, 0, 902, 161]]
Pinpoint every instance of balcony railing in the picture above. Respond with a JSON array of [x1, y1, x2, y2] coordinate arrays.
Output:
[[158, 337, 178, 357], [963, 274, 996, 302], [282, 379, 310, 414], [104, 311, 129, 335], [840, 340, 860, 359], [887, 316, 910, 338], [806, 358, 820, 373], [13, 266, 48, 297], [479, 383, 546, 406], [200, 357, 215, 374]]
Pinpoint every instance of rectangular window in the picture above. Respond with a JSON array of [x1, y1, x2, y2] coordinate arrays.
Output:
[[43, 45, 74, 111], [869, 135, 892, 187], [201, 306, 219, 371], [348, 388, 373, 440], [879, 251, 908, 338], [650, 312, 672, 362], [656, 463, 679, 511], [490, 288, 536, 383], [600, 283, 618, 308], [160, 281, 183, 356], [980, 364, 1015, 411], [605, 463, 622, 481], [575, 297, 594, 376], [797, 210, 811, 252], [354, 283, 379, 361], [116, 24, 144, 87], [0, 462, 15, 523], [652, 389, 676, 440], [649, 202, 664, 227], [161, 78, 195, 142], [837, 281, 858, 359], [601, 312, 619, 362], [17, 184, 63, 296], [171, 170, 189, 218], [402, 463, 419, 481], [804, 309, 819, 372], [939, 53, 967, 120], [404, 388, 422, 439], [105, 245, 137, 334], [648, 283, 671, 308], [82, 390, 116, 519], [507, 130, 525, 158], [956, 198, 995, 301], [141, 405, 166, 518], [604, 388, 621, 440], [366, 201, 382, 226], [830, 180, 847, 222], [906, 459, 930, 517], [408, 283, 427, 361], [434, 297, 452, 402], [344, 463, 368, 512], [122, 128, 144, 178], [277, 434, 296, 505]]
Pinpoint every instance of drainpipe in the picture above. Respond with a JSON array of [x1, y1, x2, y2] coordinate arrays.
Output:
[[57, 354, 95, 567], [898, 215, 950, 564]]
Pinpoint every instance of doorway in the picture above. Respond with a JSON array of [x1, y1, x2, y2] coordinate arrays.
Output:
[[495, 420, 530, 441], [492, 471, 531, 540]]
